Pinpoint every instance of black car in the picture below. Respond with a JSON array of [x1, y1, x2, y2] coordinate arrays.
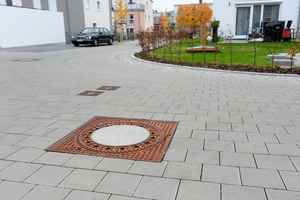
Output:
[[72, 27, 114, 47]]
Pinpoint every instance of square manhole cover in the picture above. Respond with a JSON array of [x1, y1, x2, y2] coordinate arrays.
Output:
[[78, 91, 103, 96], [97, 86, 120, 91], [46, 117, 178, 162]]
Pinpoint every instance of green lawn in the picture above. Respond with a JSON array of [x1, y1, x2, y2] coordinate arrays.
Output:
[[151, 39, 299, 67]]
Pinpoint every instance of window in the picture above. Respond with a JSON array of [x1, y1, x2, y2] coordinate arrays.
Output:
[[129, 14, 134, 24], [48, 0, 57, 11], [235, 4, 280, 35], [97, 1, 100, 10], [236, 7, 250, 35], [93, 23, 97, 27], [263, 5, 279, 22], [85, 0, 90, 9], [252, 5, 261, 29]]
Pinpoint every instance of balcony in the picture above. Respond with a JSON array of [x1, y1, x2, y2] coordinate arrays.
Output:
[[113, 3, 145, 11], [127, 3, 145, 11]]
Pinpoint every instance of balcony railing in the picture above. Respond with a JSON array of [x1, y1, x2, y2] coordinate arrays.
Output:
[[113, 3, 145, 11], [127, 3, 145, 11]]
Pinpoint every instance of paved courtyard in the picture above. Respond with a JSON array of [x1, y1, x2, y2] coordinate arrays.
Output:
[[0, 41, 299, 200]]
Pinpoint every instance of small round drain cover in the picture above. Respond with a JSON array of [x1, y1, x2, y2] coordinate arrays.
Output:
[[91, 125, 150, 146]]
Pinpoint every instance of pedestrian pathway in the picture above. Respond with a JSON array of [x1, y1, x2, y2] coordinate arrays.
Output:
[[0, 41, 299, 200]]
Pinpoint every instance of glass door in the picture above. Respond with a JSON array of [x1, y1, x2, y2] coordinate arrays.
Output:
[[236, 7, 250, 35], [252, 5, 262, 30]]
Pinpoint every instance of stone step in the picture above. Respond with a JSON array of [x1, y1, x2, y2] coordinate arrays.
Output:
[[273, 59, 294, 66], [267, 54, 289, 61]]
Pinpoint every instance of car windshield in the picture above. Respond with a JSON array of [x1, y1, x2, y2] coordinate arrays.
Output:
[[81, 28, 98, 34]]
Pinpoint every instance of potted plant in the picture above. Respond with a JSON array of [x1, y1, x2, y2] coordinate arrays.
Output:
[[210, 19, 220, 43]]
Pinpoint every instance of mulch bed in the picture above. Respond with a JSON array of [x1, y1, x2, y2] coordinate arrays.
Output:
[[135, 53, 300, 75]]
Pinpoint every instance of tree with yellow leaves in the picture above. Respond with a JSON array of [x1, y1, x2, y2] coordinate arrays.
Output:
[[158, 10, 169, 30], [113, 0, 128, 41], [114, 0, 128, 24], [176, 4, 212, 46]]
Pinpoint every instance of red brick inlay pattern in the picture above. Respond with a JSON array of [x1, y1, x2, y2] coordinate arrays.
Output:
[[46, 117, 178, 162]]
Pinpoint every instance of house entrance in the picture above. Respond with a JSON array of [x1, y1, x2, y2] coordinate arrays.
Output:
[[127, 28, 135, 39]]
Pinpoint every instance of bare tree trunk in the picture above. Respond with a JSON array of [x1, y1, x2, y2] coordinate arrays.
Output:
[[253, 40, 257, 67]]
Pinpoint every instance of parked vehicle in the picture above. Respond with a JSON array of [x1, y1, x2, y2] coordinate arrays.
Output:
[[72, 27, 114, 47]]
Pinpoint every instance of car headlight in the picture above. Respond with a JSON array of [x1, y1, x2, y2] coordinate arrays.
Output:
[[86, 36, 92, 40], [72, 35, 76, 39]]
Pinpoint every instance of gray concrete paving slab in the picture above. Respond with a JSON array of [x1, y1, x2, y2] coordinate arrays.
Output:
[[0, 41, 300, 199], [95, 172, 142, 196], [0, 181, 35, 200], [58, 169, 107, 191], [94, 158, 134, 173], [134, 176, 180, 200], [240, 168, 285, 189], [64, 190, 110, 200], [186, 149, 219, 164], [5, 147, 45, 162], [254, 154, 296, 171], [0, 160, 13, 171], [21, 185, 71, 200], [163, 161, 201, 180], [176, 180, 220, 200], [33, 152, 74, 166], [202, 164, 241, 185], [128, 161, 168, 177], [24, 165, 73, 186], [266, 189, 300, 200], [62, 154, 103, 169], [0, 162, 42, 182], [220, 152, 256, 168], [280, 171, 300, 191], [222, 185, 267, 200]]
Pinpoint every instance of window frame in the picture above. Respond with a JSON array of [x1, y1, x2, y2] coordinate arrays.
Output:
[[129, 13, 134, 24], [97, 1, 101, 11], [85, 0, 90, 9]]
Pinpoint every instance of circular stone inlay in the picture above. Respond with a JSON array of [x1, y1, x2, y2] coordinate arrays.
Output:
[[91, 125, 150, 146]]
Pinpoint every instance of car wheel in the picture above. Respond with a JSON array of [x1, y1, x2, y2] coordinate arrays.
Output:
[[108, 38, 113, 45], [93, 39, 98, 46], [73, 43, 79, 47]]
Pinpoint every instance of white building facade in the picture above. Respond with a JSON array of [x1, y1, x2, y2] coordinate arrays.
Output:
[[84, 0, 111, 30], [56, 0, 112, 42], [135, 0, 153, 29], [213, 0, 300, 38], [0, 0, 65, 48]]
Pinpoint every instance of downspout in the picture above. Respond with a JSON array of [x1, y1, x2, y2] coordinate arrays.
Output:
[[139, 11, 140, 32], [109, 0, 113, 31], [297, 0, 300, 38], [66, 0, 71, 43]]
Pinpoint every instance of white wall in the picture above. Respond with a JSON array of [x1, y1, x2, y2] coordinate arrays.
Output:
[[0, 6, 65, 48], [84, 0, 111, 30], [136, 0, 153, 29], [281, 0, 299, 30], [213, 1, 237, 37], [14, 0, 22, 6]]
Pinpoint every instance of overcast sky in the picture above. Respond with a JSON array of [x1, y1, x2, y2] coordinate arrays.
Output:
[[152, 0, 213, 11]]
